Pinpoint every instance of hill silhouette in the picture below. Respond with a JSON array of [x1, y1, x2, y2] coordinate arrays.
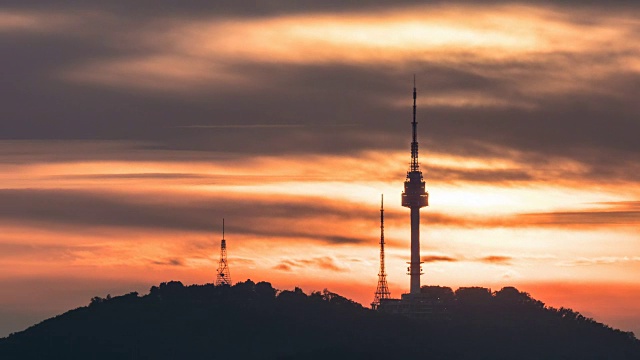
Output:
[[0, 280, 638, 359]]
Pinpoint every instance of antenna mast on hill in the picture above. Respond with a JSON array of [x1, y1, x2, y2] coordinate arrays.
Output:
[[215, 219, 232, 286], [372, 195, 391, 309]]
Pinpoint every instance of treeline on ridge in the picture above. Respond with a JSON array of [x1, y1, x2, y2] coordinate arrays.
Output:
[[0, 280, 638, 359]]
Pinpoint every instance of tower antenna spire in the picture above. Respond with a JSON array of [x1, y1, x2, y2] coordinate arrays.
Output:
[[372, 194, 391, 309], [215, 218, 232, 286], [411, 74, 419, 171]]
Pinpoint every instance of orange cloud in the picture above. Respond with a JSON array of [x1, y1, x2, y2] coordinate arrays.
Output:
[[273, 257, 349, 272], [60, 4, 640, 99], [422, 255, 458, 263], [479, 255, 512, 265]]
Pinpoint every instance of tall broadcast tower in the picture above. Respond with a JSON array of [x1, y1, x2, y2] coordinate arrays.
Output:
[[215, 219, 232, 286], [372, 194, 391, 309], [401, 77, 429, 295]]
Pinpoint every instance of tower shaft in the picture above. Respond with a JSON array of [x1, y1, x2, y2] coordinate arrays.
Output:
[[410, 207, 421, 293], [372, 195, 391, 309], [401, 78, 428, 295], [215, 219, 232, 286]]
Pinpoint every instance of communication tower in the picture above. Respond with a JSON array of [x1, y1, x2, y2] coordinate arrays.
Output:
[[372, 194, 391, 309], [401, 76, 429, 294], [215, 219, 232, 286]]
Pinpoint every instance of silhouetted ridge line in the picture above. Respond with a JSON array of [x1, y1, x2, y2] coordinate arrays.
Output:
[[0, 280, 638, 360]]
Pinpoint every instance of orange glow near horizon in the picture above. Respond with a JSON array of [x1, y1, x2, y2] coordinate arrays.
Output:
[[1, 141, 640, 336]]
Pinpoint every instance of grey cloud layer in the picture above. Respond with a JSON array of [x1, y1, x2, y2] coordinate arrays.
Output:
[[0, 189, 372, 244], [521, 202, 640, 227], [421, 254, 512, 264], [1, 190, 637, 247], [1, 1, 640, 183], [4, 1, 637, 18]]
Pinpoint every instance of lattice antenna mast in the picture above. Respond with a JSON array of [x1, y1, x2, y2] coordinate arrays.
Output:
[[215, 218, 232, 286], [372, 194, 391, 309]]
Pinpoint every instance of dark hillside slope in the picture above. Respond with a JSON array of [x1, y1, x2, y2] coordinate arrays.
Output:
[[0, 280, 638, 359]]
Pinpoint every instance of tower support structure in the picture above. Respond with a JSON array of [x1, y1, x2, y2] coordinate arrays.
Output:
[[372, 195, 391, 309], [401, 77, 428, 295], [215, 219, 232, 286]]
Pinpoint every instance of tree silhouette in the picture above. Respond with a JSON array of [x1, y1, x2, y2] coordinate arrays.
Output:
[[0, 281, 637, 359]]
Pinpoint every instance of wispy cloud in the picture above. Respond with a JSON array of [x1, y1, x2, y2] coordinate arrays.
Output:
[[419, 254, 512, 265], [175, 124, 305, 129], [0, 242, 102, 260], [519, 201, 640, 227], [479, 255, 512, 265], [0, 10, 88, 33], [151, 258, 184, 267], [173, 124, 359, 129], [559, 256, 640, 267], [273, 256, 348, 272], [422, 255, 458, 263]]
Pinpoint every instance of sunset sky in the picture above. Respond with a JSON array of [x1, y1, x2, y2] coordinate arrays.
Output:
[[1, 1, 640, 337]]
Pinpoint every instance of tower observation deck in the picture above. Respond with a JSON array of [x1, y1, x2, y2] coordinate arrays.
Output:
[[401, 77, 429, 295]]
